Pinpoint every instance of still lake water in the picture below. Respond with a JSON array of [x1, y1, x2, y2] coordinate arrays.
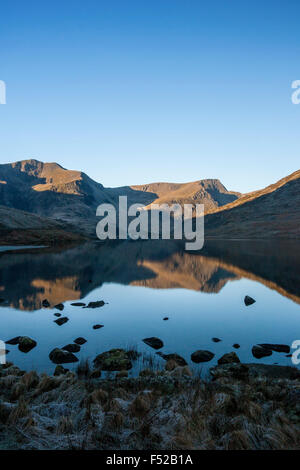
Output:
[[0, 239, 300, 375]]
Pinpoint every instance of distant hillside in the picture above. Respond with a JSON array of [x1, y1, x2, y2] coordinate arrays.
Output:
[[131, 180, 240, 212], [205, 170, 300, 238]]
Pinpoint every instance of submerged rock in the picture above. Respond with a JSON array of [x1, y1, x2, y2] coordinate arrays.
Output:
[[142, 337, 164, 350], [18, 336, 37, 353], [62, 344, 81, 353], [71, 302, 86, 307], [218, 352, 240, 365], [93, 349, 132, 371], [54, 317, 69, 326], [74, 337, 87, 345], [54, 313, 61, 317], [49, 348, 79, 364], [212, 338, 221, 343], [54, 303, 64, 311], [42, 299, 50, 308], [244, 295, 256, 306], [259, 344, 290, 354], [191, 350, 214, 363], [84, 301, 105, 309], [252, 345, 272, 359], [233, 343, 240, 349]]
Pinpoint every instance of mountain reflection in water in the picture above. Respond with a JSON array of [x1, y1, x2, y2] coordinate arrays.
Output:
[[0, 239, 299, 311]]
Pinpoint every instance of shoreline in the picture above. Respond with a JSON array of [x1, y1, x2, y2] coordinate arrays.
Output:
[[0, 360, 299, 450]]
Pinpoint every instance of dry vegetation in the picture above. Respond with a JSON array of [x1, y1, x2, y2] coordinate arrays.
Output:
[[0, 360, 299, 450]]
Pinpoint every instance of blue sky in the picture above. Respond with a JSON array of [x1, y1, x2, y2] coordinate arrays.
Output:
[[0, 0, 299, 192]]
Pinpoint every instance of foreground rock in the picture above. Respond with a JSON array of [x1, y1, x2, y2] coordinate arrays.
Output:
[[18, 336, 37, 353], [93, 349, 132, 371], [244, 295, 256, 306], [49, 348, 79, 364], [218, 352, 240, 365], [252, 345, 273, 359], [142, 337, 164, 350], [191, 350, 214, 363]]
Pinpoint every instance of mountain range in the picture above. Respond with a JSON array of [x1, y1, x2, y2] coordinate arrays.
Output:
[[0, 158, 299, 243]]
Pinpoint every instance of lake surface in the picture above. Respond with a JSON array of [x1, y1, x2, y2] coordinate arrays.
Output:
[[0, 239, 300, 376]]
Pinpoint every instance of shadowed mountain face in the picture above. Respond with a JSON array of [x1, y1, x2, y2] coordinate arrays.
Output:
[[205, 170, 300, 239], [0, 239, 299, 311]]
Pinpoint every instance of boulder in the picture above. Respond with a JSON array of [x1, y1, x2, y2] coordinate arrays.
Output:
[[159, 353, 187, 366], [42, 299, 50, 308], [93, 349, 132, 371], [54, 317, 69, 326], [84, 301, 105, 309], [191, 350, 214, 363], [62, 344, 81, 353], [142, 337, 164, 350], [54, 303, 64, 311], [93, 324, 104, 330], [259, 344, 290, 354], [74, 337, 87, 345], [49, 348, 79, 364], [18, 336, 37, 353], [71, 302, 86, 307], [218, 352, 240, 365], [252, 345, 272, 359], [90, 369, 102, 379], [244, 295, 256, 306]]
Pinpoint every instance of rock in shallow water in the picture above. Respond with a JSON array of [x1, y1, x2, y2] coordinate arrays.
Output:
[[6, 336, 21, 345], [93, 324, 104, 330], [158, 353, 187, 366], [218, 352, 240, 365], [49, 348, 79, 364], [142, 337, 164, 350], [93, 349, 132, 371], [259, 343, 290, 353], [191, 350, 214, 363], [74, 337, 87, 345], [54, 317, 69, 326], [212, 337, 221, 343], [244, 295, 256, 306], [18, 336, 37, 353], [54, 303, 64, 311], [84, 300, 105, 309], [62, 343, 81, 353], [42, 299, 50, 308], [71, 302, 86, 307], [252, 345, 272, 359]]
